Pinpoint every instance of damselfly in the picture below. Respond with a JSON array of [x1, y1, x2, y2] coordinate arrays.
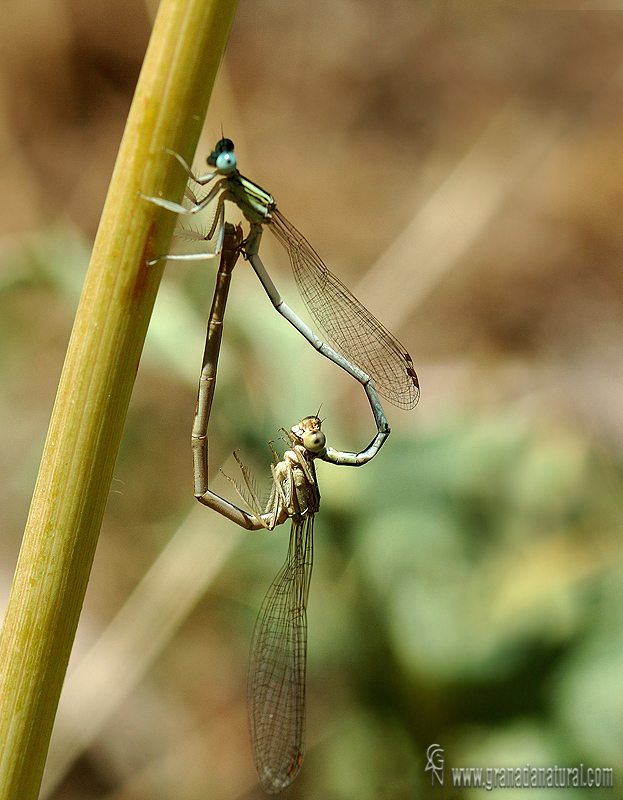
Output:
[[228, 415, 325, 794], [193, 225, 387, 791], [142, 138, 419, 465]]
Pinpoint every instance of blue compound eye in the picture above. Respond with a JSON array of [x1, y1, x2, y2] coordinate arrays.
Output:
[[215, 151, 237, 173]]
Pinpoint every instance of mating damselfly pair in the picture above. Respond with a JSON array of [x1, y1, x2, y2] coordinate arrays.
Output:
[[142, 139, 418, 793]]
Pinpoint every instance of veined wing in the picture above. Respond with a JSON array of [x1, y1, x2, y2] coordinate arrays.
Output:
[[268, 209, 419, 410], [248, 516, 314, 794]]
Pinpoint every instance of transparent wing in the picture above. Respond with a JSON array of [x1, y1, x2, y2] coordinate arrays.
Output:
[[269, 209, 420, 409], [248, 516, 314, 794]]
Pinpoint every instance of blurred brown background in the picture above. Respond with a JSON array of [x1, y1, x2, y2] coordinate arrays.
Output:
[[1, 2, 623, 798]]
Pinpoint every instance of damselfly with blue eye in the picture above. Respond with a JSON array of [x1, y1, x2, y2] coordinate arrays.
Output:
[[141, 138, 419, 466]]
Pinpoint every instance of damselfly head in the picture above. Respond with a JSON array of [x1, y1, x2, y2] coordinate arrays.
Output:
[[207, 137, 237, 175], [292, 417, 326, 455], [207, 137, 235, 165]]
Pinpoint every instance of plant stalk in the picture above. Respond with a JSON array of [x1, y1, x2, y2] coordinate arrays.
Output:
[[0, 0, 238, 796]]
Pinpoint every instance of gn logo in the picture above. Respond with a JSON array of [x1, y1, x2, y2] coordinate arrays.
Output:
[[425, 744, 444, 786]]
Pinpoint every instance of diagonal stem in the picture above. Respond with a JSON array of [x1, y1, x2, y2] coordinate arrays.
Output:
[[0, 0, 238, 797]]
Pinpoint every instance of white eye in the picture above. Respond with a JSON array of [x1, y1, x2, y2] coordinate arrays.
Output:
[[303, 430, 325, 453], [215, 151, 237, 173]]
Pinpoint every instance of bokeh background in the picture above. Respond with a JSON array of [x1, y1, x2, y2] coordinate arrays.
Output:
[[1, 2, 623, 798]]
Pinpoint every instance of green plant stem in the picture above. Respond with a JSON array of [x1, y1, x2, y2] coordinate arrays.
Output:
[[0, 0, 238, 796]]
